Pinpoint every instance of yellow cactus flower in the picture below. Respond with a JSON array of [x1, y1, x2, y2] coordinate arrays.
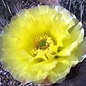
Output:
[[0, 5, 85, 84]]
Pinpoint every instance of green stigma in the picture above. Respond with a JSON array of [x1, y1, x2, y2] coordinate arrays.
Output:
[[39, 41, 46, 47]]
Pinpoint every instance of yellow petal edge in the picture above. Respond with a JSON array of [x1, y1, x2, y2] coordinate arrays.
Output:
[[0, 5, 85, 84]]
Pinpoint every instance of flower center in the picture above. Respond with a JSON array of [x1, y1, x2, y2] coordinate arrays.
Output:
[[34, 35, 49, 50], [31, 35, 54, 55]]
